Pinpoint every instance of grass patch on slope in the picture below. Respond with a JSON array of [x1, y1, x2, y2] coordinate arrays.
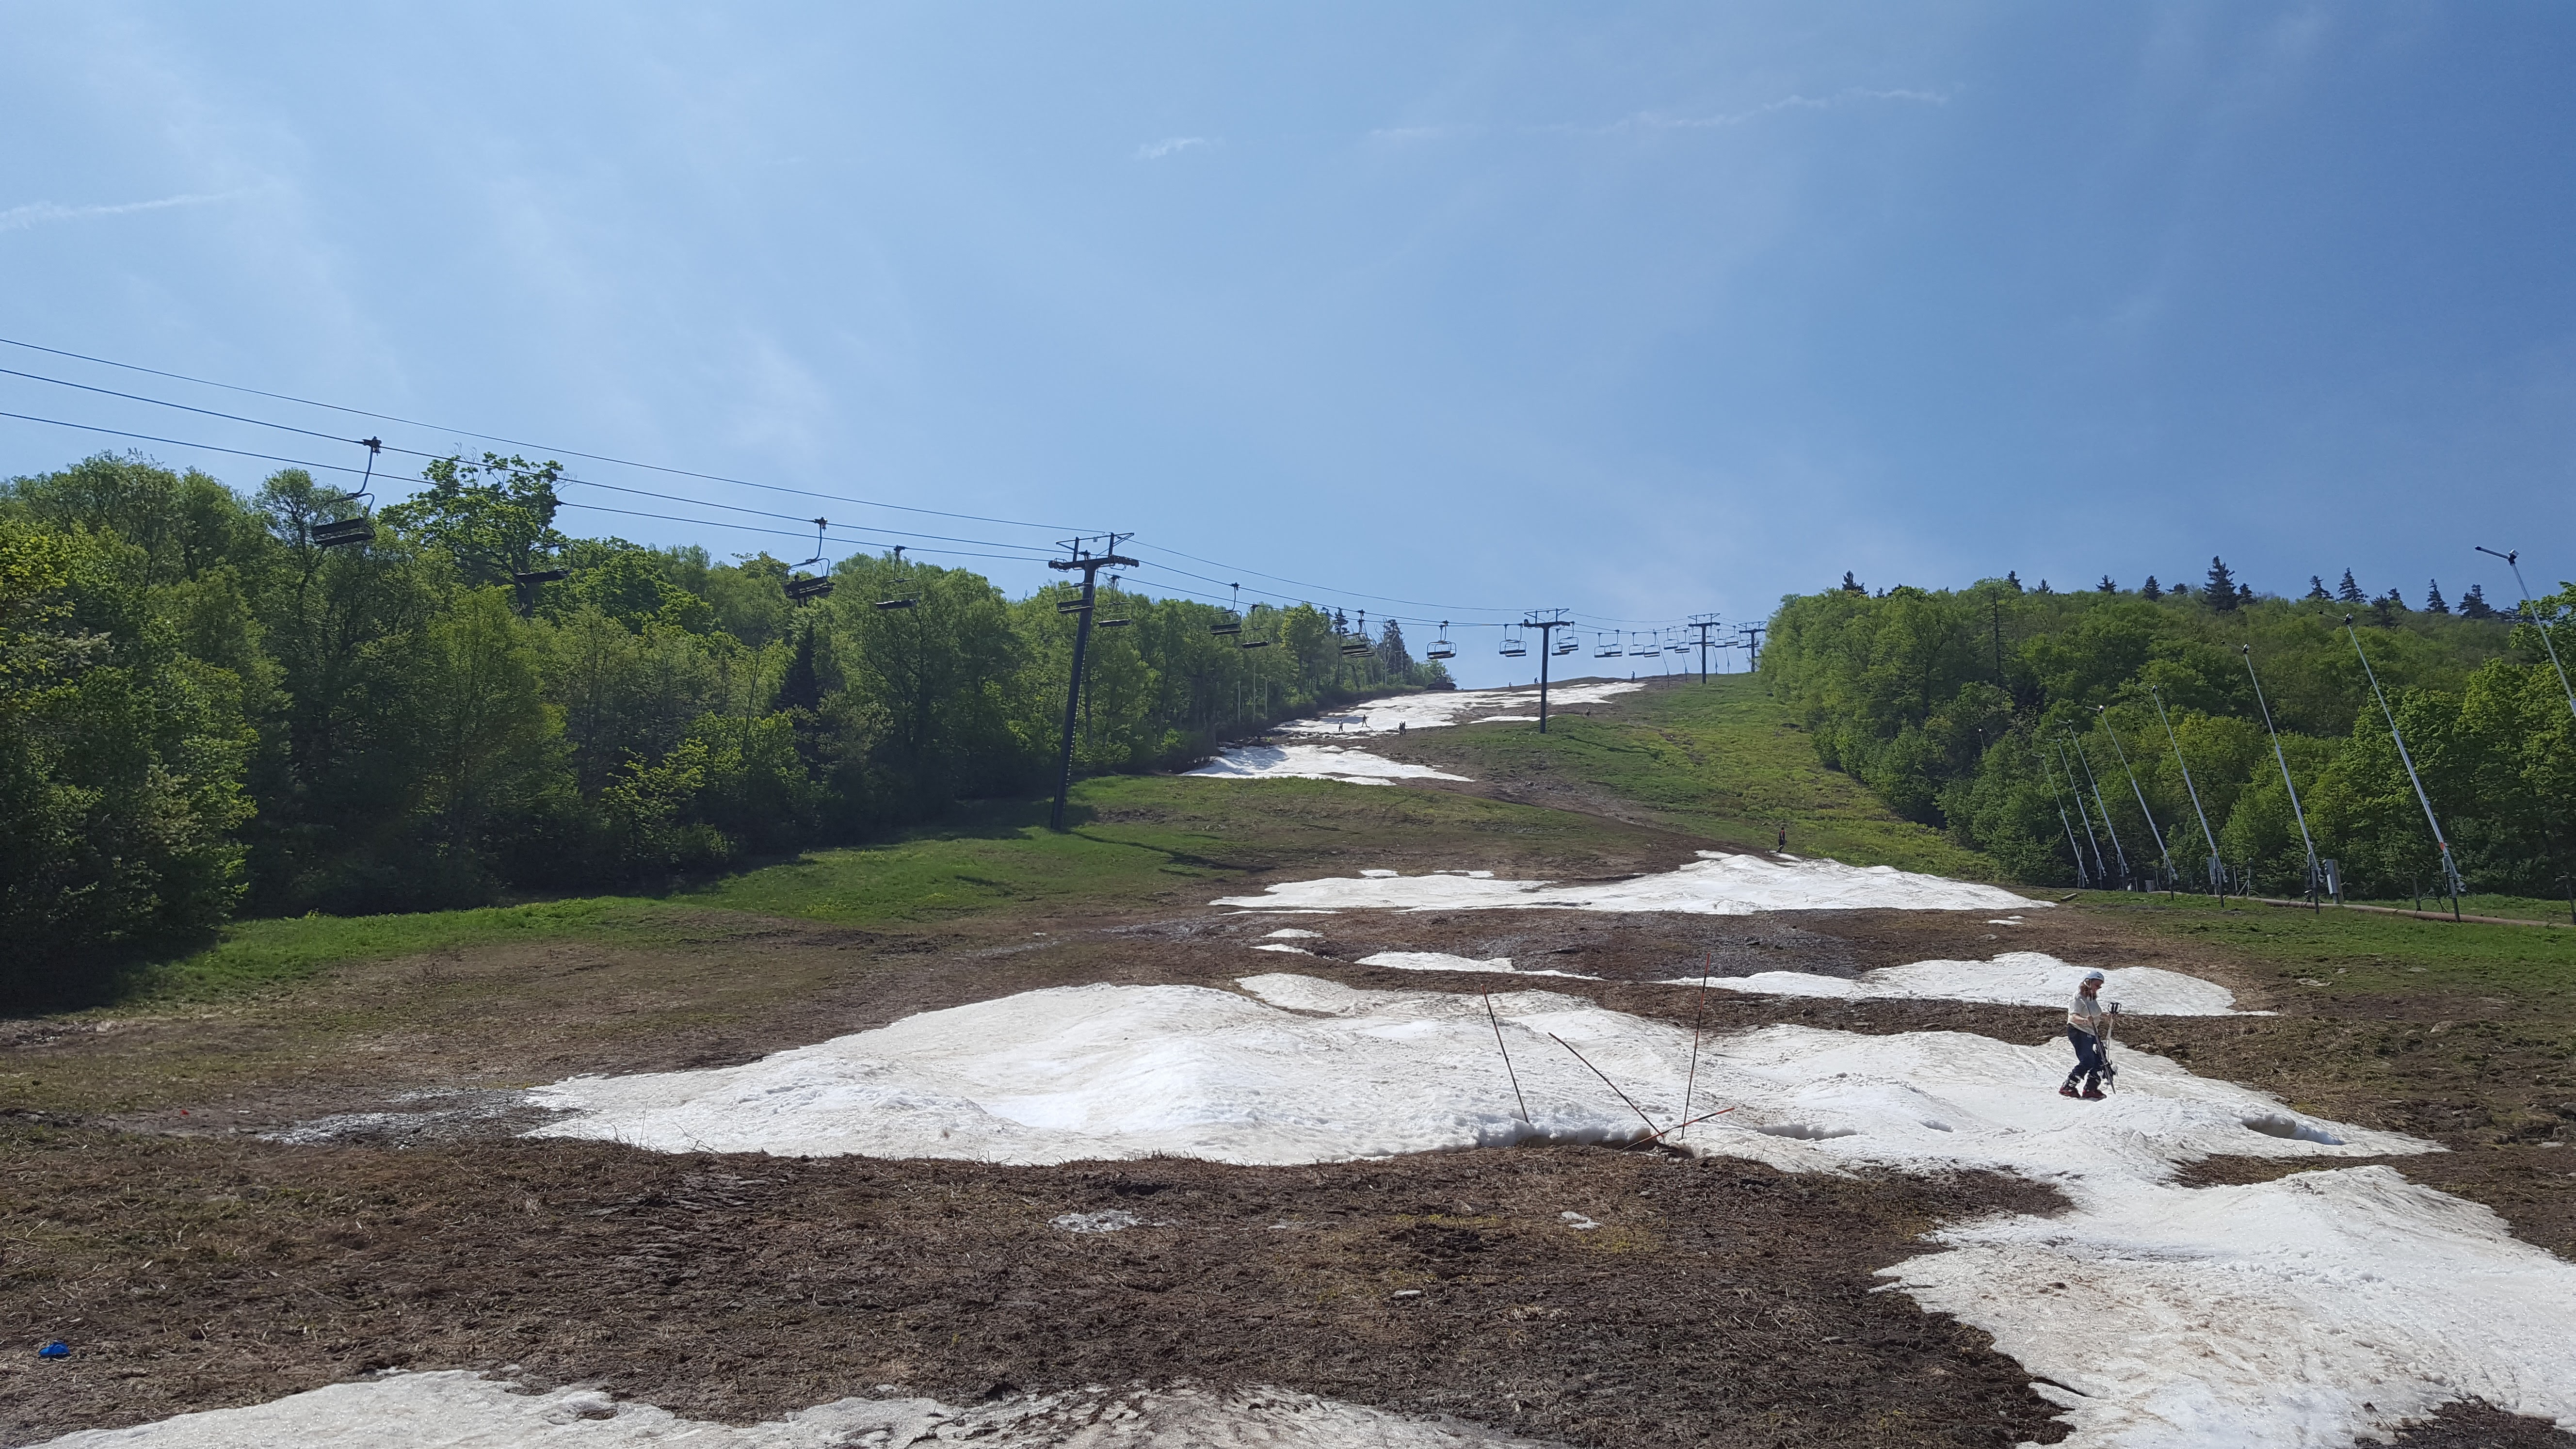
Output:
[[107, 772, 1688, 1007], [2069, 890, 2576, 999], [687, 771, 1693, 925], [1390, 675, 1996, 879]]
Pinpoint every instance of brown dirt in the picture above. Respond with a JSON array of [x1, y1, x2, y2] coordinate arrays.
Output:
[[7, 835, 2575, 1442], [0, 1130, 2071, 1448]]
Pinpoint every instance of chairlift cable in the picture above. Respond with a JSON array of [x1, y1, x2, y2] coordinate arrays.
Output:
[[0, 336, 1106, 534]]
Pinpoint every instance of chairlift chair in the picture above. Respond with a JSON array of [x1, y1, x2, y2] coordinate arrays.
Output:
[[1499, 630, 1528, 658], [874, 597, 918, 610], [1098, 617, 1133, 628], [312, 436, 385, 549], [513, 567, 570, 587], [1427, 622, 1456, 660], [785, 576, 836, 604], [1594, 631, 1622, 659]]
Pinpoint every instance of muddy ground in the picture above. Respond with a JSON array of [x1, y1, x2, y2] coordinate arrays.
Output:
[[7, 863, 2576, 1442]]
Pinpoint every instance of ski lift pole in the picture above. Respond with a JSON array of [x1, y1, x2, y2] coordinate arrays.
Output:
[[1046, 535, 1138, 833], [2146, 689, 2221, 899], [2241, 645, 2322, 911], [1524, 611, 1573, 731], [2345, 615, 2466, 918]]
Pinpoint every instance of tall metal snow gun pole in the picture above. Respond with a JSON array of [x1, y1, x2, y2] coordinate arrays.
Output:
[[2147, 688, 2221, 898], [2065, 732, 2134, 888], [2345, 614, 2465, 919], [2053, 738, 2111, 885], [2476, 547, 2576, 924], [2476, 547, 2576, 724], [2242, 644, 2322, 911], [1524, 610, 1575, 731], [1047, 533, 1138, 833], [2044, 752, 2092, 887], [2093, 708, 2174, 890]]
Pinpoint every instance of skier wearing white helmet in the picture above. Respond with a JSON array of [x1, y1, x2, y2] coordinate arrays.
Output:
[[2060, 969, 2115, 1100]]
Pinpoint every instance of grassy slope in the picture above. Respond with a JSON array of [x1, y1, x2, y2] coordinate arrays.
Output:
[[1387, 675, 1996, 879], [2068, 889, 2575, 998], [124, 772, 1685, 1005]]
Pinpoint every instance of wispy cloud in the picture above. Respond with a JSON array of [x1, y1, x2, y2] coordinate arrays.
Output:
[[1585, 87, 1952, 135], [1133, 136, 1212, 161], [1372, 88, 1951, 146], [0, 191, 245, 233]]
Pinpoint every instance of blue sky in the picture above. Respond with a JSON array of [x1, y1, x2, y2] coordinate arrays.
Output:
[[4, 2, 2571, 685]]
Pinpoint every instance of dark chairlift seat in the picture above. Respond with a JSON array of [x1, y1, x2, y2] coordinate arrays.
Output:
[[312, 517, 374, 549], [874, 597, 917, 610], [786, 576, 836, 604], [1427, 621, 1456, 660]]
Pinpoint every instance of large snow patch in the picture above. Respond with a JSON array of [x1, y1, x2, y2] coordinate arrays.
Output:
[[1280, 682, 1642, 737], [1687, 950, 2249, 1015], [34, 1371, 1544, 1449], [1213, 852, 2040, 915], [1185, 742, 1471, 786]]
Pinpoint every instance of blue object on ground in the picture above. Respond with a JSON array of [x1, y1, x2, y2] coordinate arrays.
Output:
[[38, 1340, 70, 1359]]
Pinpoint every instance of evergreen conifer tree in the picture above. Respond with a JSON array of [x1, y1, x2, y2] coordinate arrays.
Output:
[[2141, 575, 2161, 600], [2337, 569, 2364, 604], [2460, 583, 2496, 619], [2424, 580, 2449, 614], [1841, 571, 1865, 594], [2097, 575, 2117, 593], [2206, 557, 2241, 611], [2306, 575, 2331, 600]]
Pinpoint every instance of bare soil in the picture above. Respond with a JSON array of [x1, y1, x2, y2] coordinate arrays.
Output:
[[1, 1128, 2073, 1448], [7, 829, 2575, 1443]]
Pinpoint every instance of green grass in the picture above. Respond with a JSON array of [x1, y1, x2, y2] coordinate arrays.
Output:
[[129, 898, 706, 1003], [105, 772, 1678, 1008], [2340, 891, 2576, 926], [2066, 890, 2576, 999], [1389, 675, 1997, 879]]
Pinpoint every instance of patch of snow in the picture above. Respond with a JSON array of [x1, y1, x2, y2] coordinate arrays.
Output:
[[1679, 951, 2250, 1015], [507, 973, 2576, 1448], [32, 1371, 1546, 1449], [1558, 1211, 1599, 1230], [1893, 1169, 2576, 1447], [1051, 1209, 1159, 1233], [1250, 942, 1313, 955], [1262, 928, 1322, 939], [1358, 951, 1600, 982], [1275, 682, 1643, 737], [1185, 743, 1471, 786], [1213, 851, 2041, 916]]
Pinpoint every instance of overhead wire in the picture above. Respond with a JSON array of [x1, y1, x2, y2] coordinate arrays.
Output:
[[0, 341, 1732, 633], [0, 406, 1057, 567], [0, 334, 1105, 535]]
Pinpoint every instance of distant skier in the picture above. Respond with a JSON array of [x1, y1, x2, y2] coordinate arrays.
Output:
[[2060, 970, 2112, 1100]]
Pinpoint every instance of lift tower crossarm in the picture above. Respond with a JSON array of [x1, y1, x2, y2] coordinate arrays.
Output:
[[1047, 534, 1139, 832]]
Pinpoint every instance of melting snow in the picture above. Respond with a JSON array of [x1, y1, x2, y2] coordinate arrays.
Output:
[[1682, 951, 2250, 1015], [1358, 950, 1600, 981], [1184, 742, 1471, 786], [1274, 682, 1643, 737], [1212, 852, 2040, 915], [32, 1371, 1543, 1449], [511, 973, 2576, 1446]]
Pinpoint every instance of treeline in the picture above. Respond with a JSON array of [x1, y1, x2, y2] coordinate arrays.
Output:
[[1, 452, 1443, 996], [1766, 561, 2576, 902]]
